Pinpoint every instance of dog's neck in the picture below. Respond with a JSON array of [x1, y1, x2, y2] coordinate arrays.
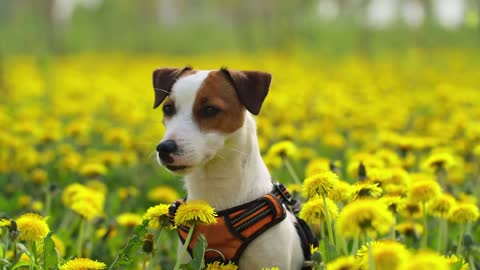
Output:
[[184, 113, 272, 211]]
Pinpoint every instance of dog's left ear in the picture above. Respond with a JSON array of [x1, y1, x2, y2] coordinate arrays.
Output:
[[220, 68, 272, 115], [152, 66, 192, 109]]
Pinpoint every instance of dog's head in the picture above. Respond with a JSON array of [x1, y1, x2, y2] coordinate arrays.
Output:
[[152, 66, 271, 174]]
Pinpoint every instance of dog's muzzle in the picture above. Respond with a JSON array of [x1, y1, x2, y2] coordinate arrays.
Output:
[[156, 140, 177, 164]]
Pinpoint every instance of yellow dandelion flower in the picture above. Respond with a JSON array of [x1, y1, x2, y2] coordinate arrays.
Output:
[[380, 195, 404, 214], [473, 144, 480, 158], [69, 188, 105, 220], [407, 179, 441, 203], [382, 168, 411, 196], [18, 195, 32, 207], [60, 258, 107, 270], [426, 193, 456, 218], [61, 152, 82, 171], [305, 158, 331, 176], [395, 222, 423, 239], [299, 197, 339, 224], [144, 204, 173, 229], [51, 234, 66, 257], [118, 186, 139, 201], [328, 180, 352, 202], [16, 212, 50, 241], [205, 261, 238, 270], [443, 255, 469, 270], [31, 168, 47, 184], [267, 140, 298, 159], [95, 226, 117, 240], [71, 201, 103, 221], [260, 267, 279, 270], [86, 180, 107, 195], [458, 192, 477, 204], [116, 213, 143, 227], [326, 256, 358, 270], [374, 149, 401, 167], [423, 152, 455, 171], [356, 240, 410, 270], [448, 203, 479, 223], [366, 168, 392, 185], [264, 154, 283, 170], [336, 199, 394, 239], [174, 200, 217, 227], [398, 200, 424, 219], [147, 185, 179, 203], [19, 252, 30, 262], [400, 251, 449, 270], [0, 218, 11, 228], [31, 201, 43, 212], [79, 163, 107, 177], [347, 157, 384, 179], [303, 171, 339, 198], [62, 183, 88, 207], [349, 183, 383, 201]]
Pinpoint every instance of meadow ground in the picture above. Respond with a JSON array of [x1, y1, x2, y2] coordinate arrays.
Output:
[[0, 50, 479, 269]]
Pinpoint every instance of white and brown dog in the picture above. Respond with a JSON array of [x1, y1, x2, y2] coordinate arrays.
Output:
[[153, 67, 305, 269]]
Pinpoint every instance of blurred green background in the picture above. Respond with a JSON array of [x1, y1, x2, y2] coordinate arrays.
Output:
[[1, 0, 479, 56]]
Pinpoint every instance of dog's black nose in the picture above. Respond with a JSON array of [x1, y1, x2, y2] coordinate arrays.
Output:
[[156, 140, 178, 154]]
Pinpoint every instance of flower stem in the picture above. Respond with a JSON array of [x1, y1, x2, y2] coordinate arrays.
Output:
[[437, 218, 447, 253], [148, 230, 164, 270], [174, 224, 195, 270], [421, 202, 428, 249], [390, 216, 396, 240], [456, 225, 465, 256], [365, 232, 375, 270], [351, 236, 359, 255], [76, 219, 86, 257], [283, 157, 301, 184], [45, 186, 52, 217], [322, 194, 335, 248], [31, 241, 38, 270]]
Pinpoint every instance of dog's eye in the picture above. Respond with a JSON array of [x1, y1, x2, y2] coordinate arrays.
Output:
[[201, 106, 221, 117], [162, 104, 175, 116]]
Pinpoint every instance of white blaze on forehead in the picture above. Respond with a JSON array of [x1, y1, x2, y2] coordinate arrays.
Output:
[[170, 70, 210, 111]]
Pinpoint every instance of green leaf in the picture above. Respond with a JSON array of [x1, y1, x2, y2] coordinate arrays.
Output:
[[43, 232, 58, 270], [191, 233, 207, 270], [0, 258, 12, 267], [326, 242, 337, 262], [108, 222, 148, 269], [12, 261, 40, 270]]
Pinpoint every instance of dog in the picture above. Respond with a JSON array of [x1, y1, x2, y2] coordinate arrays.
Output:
[[152, 66, 306, 269]]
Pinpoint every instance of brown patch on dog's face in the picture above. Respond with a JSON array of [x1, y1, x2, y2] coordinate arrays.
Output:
[[192, 71, 245, 133]]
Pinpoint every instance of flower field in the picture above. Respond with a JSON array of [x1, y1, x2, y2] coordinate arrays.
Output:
[[0, 50, 479, 269]]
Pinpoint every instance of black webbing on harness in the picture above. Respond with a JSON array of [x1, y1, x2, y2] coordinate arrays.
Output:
[[272, 182, 319, 270]]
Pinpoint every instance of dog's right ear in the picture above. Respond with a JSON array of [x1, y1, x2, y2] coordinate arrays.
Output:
[[152, 66, 192, 109]]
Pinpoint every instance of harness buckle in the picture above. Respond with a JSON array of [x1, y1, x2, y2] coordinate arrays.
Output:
[[273, 182, 293, 205]]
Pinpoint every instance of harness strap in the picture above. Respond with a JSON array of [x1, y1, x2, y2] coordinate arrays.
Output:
[[168, 182, 318, 267]]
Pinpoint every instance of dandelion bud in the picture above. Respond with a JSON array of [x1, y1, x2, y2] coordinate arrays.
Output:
[[358, 162, 367, 181], [142, 233, 154, 253], [49, 183, 57, 193], [8, 220, 19, 241]]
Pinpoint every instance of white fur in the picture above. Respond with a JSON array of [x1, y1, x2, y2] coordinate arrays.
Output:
[[158, 71, 304, 269]]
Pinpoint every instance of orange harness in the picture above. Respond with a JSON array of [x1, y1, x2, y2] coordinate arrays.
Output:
[[168, 183, 318, 267]]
